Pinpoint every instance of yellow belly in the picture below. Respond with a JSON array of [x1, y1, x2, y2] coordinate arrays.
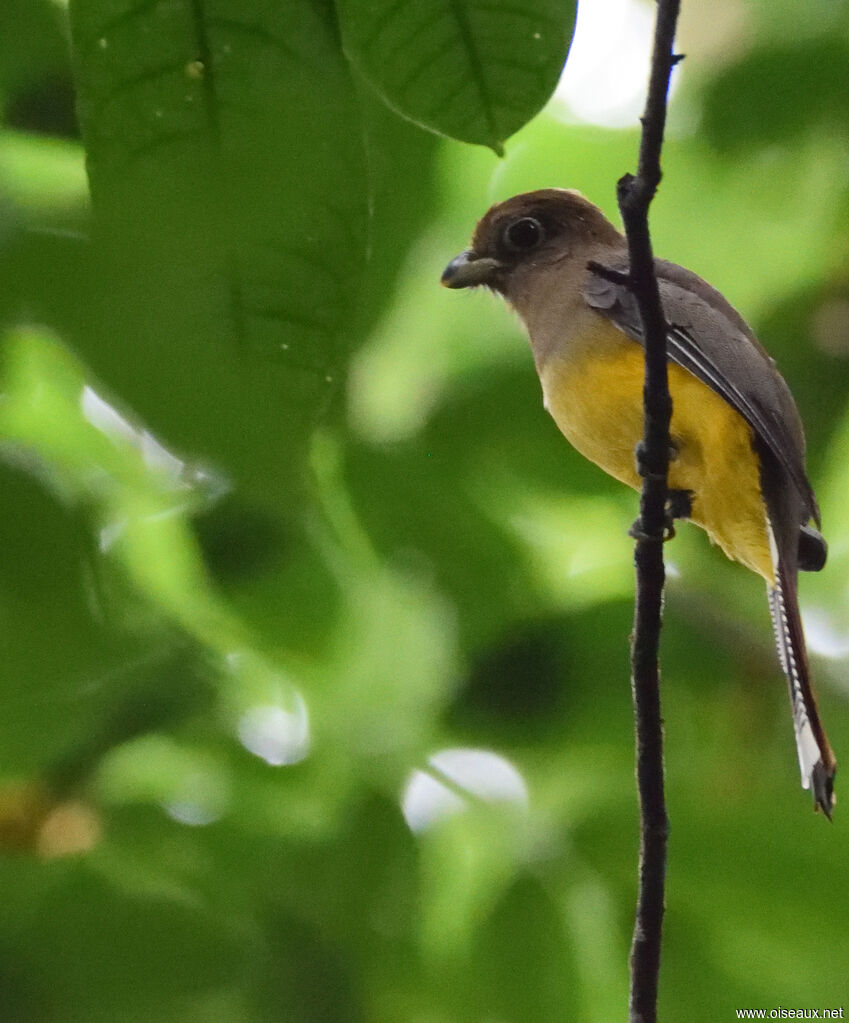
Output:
[[540, 319, 774, 582]]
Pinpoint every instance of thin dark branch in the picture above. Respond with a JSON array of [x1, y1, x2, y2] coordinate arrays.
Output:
[[616, 2, 682, 1022]]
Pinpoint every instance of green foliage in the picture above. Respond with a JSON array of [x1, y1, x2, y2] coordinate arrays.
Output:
[[702, 36, 849, 152], [1, 1, 849, 1020], [336, 0, 577, 152]]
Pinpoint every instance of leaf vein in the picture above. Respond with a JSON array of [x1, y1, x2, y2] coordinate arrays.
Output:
[[206, 17, 317, 71], [359, 0, 418, 57], [76, 0, 163, 52], [86, 60, 190, 124], [446, 0, 498, 143]]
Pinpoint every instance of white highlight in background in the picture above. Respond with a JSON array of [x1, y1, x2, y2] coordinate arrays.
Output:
[[803, 606, 849, 662], [402, 748, 528, 833], [238, 696, 311, 766], [555, 0, 657, 128]]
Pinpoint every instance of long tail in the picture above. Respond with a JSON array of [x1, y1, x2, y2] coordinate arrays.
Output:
[[767, 562, 836, 817]]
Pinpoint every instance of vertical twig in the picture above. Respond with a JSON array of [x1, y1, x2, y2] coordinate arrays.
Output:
[[616, 2, 682, 1021]]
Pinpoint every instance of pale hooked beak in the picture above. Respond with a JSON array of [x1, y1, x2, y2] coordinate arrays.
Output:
[[440, 250, 503, 289]]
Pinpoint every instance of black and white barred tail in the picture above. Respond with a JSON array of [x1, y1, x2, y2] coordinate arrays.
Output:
[[767, 523, 836, 817]]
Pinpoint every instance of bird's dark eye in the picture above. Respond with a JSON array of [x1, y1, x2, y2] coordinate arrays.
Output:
[[503, 216, 544, 252]]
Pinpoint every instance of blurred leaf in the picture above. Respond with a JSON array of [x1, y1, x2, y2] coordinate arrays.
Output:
[[252, 897, 367, 1022], [702, 37, 849, 152], [452, 617, 570, 736], [757, 281, 849, 473], [0, 461, 121, 773], [8, 863, 247, 1023], [0, 327, 307, 767], [418, 804, 529, 962], [0, 132, 87, 219], [472, 873, 579, 1019], [0, 0, 70, 113], [345, 357, 633, 651], [337, 0, 577, 152]]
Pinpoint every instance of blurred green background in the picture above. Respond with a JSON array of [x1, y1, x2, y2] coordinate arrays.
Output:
[[1, 0, 848, 1019]]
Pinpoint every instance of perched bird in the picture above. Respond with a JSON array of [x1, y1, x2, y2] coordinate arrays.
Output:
[[442, 188, 835, 816]]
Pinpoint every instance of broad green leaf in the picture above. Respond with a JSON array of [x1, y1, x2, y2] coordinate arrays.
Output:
[[337, 0, 577, 152], [68, 0, 370, 498]]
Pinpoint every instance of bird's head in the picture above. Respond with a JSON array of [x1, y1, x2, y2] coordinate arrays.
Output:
[[441, 188, 621, 299]]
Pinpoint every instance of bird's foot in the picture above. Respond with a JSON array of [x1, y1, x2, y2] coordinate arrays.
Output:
[[667, 488, 693, 522], [628, 489, 693, 543], [634, 440, 681, 481]]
